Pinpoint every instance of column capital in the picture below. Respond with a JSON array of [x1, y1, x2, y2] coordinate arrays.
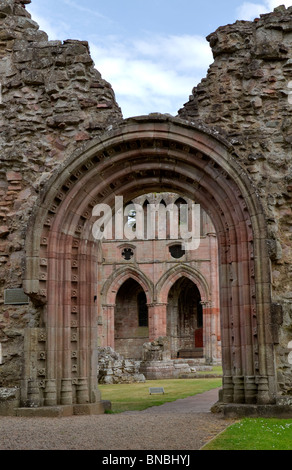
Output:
[[147, 302, 168, 308], [200, 301, 213, 307], [102, 304, 115, 309]]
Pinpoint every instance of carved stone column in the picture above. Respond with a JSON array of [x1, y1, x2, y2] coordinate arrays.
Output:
[[257, 376, 272, 405], [201, 301, 212, 363], [222, 376, 234, 403], [27, 380, 40, 408], [245, 376, 257, 404], [148, 303, 167, 341], [102, 304, 115, 349], [60, 378, 73, 406], [233, 376, 245, 404], [44, 379, 57, 407]]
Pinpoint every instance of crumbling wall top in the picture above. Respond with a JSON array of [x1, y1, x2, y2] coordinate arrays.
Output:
[[206, 5, 292, 58]]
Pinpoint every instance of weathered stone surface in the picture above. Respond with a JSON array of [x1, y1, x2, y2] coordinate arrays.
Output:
[[98, 347, 146, 384], [0, 387, 19, 416], [140, 359, 213, 380], [178, 6, 292, 400], [0, 0, 122, 392]]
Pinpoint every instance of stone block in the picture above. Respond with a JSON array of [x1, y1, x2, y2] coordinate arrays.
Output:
[[6, 172, 22, 182], [0, 226, 9, 238]]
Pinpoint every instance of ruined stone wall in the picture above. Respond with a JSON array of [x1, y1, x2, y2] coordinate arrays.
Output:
[[179, 5, 292, 396], [0, 0, 122, 387]]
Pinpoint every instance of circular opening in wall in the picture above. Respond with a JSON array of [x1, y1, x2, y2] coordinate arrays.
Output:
[[122, 248, 134, 260], [169, 244, 185, 259]]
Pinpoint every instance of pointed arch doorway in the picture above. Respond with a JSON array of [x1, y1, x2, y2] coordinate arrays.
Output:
[[114, 278, 149, 360], [24, 115, 274, 414], [167, 277, 204, 360]]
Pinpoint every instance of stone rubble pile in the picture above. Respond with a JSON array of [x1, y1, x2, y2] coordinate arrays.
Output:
[[140, 338, 215, 379], [98, 347, 146, 384], [98, 345, 215, 383], [139, 359, 214, 380]]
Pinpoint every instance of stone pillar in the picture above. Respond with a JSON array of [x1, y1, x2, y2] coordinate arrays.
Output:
[[148, 303, 167, 341], [202, 302, 211, 363], [44, 379, 57, 407], [257, 376, 272, 405], [27, 380, 40, 408], [44, 316, 57, 405], [61, 252, 73, 406], [89, 247, 100, 404], [222, 376, 234, 403], [76, 243, 90, 405], [202, 301, 221, 364], [22, 328, 41, 407], [44, 233, 61, 407], [102, 305, 115, 348], [205, 231, 221, 364], [60, 379, 73, 406], [233, 376, 245, 404], [245, 376, 257, 404]]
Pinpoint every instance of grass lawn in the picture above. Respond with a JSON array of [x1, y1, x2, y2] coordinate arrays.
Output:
[[202, 418, 292, 451], [99, 376, 222, 413]]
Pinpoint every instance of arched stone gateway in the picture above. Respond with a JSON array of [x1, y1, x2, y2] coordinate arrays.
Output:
[[23, 114, 274, 415]]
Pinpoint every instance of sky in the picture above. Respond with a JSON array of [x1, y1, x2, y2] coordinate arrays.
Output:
[[27, 0, 292, 118]]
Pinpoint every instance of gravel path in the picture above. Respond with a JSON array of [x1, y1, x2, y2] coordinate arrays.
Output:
[[0, 389, 234, 451]]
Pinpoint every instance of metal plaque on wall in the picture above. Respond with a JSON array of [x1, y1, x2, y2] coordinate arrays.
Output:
[[4, 288, 29, 305]]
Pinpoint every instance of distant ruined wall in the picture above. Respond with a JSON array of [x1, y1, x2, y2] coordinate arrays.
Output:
[[0, 0, 122, 387], [179, 5, 292, 396]]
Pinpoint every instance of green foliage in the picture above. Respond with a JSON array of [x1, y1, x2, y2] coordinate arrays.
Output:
[[202, 418, 292, 450], [100, 378, 222, 413]]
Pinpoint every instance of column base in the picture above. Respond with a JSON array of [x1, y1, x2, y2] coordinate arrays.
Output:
[[215, 403, 292, 419], [15, 400, 110, 417]]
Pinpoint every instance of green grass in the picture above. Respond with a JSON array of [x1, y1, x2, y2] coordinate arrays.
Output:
[[202, 418, 292, 451], [99, 377, 222, 413]]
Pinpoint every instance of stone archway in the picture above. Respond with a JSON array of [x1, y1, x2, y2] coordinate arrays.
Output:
[[156, 264, 220, 364], [100, 266, 154, 355], [114, 278, 149, 360], [23, 115, 274, 414], [167, 277, 203, 359]]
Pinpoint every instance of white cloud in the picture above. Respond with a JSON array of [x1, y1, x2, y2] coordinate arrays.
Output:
[[63, 0, 112, 22], [237, 2, 269, 19], [90, 35, 213, 118], [267, 0, 292, 8], [134, 34, 212, 71], [27, 7, 213, 118], [27, 8, 70, 40], [237, 0, 292, 21]]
